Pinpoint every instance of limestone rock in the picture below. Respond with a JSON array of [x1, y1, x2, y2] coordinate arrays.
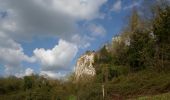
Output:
[[75, 52, 96, 80]]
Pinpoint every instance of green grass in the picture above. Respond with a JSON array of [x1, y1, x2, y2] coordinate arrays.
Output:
[[135, 92, 170, 100], [106, 69, 170, 99], [69, 95, 76, 100]]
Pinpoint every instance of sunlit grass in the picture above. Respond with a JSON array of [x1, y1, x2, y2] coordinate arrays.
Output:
[[135, 92, 170, 100]]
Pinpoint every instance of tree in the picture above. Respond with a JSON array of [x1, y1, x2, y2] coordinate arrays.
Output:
[[24, 76, 34, 90], [153, 5, 170, 71]]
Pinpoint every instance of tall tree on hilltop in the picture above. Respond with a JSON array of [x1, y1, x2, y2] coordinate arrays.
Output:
[[153, 5, 170, 71]]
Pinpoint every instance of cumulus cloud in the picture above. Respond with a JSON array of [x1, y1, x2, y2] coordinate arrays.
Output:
[[0, 32, 35, 76], [25, 68, 34, 76], [123, 2, 140, 10], [0, 47, 35, 67], [34, 39, 78, 71], [0, 32, 77, 78], [109, 0, 141, 14], [15, 68, 34, 78], [0, 0, 107, 40], [71, 34, 94, 48], [111, 0, 122, 12], [88, 24, 106, 37], [40, 71, 66, 79]]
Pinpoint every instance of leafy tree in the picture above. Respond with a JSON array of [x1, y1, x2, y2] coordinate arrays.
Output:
[[153, 5, 170, 71], [24, 76, 34, 90], [126, 30, 155, 70]]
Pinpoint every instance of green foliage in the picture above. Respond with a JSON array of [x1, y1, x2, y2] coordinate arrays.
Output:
[[69, 95, 76, 100], [154, 6, 170, 45], [126, 30, 155, 70], [0, 77, 23, 94], [24, 76, 34, 90], [153, 5, 170, 71]]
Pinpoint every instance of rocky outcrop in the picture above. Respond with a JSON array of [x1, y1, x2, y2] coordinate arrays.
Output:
[[75, 51, 96, 80]]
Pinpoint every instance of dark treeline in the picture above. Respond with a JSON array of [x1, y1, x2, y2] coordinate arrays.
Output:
[[0, 1, 170, 100], [0, 75, 79, 100]]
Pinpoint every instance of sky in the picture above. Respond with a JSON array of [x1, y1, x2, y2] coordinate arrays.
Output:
[[0, 0, 147, 78]]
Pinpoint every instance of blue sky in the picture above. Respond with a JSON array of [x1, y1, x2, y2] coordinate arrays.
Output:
[[0, 0, 148, 78]]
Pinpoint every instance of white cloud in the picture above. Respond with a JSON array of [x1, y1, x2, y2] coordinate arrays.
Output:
[[0, 0, 107, 40], [0, 48, 35, 66], [123, 2, 140, 10], [88, 24, 106, 37], [52, 0, 107, 20], [0, 32, 36, 76], [25, 68, 34, 76], [15, 68, 34, 78], [34, 39, 78, 71], [40, 71, 65, 79], [71, 34, 94, 48], [111, 0, 122, 12]]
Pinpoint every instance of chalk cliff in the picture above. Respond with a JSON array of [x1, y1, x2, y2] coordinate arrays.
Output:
[[75, 52, 96, 80]]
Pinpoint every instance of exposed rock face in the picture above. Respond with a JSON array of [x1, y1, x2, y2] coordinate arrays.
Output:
[[75, 52, 96, 80]]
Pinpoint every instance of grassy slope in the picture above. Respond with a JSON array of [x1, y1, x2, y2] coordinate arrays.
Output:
[[135, 92, 170, 100], [107, 69, 170, 99]]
